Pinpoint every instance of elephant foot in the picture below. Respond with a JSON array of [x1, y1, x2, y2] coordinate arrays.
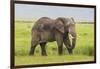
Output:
[[59, 54, 63, 56], [29, 53, 34, 56], [58, 51, 63, 55], [41, 53, 47, 56], [41, 52, 47, 56], [29, 51, 34, 56], [42, 54, 47, 56], [68, 49, 73, 55], [29, 54, 34, 56]]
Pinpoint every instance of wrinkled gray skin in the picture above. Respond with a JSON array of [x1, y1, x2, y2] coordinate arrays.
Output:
[[29, 17, 76, 56]]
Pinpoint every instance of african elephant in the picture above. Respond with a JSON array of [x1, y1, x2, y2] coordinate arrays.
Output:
[[29, 17, 76, 56]]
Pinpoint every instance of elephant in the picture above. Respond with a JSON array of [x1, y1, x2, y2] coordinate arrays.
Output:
[[29, 17, 76, 56]]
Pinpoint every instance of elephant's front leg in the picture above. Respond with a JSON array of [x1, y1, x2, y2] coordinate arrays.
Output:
[[63, 36, 73, 54], [55, 34, 63, 55], [40, 42, 47, 56]]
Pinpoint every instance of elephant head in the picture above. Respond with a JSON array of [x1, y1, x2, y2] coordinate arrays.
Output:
[[55, 17, 77, 50]]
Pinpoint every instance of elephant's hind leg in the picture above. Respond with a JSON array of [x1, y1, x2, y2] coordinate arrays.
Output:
[[40, 42, 47, 56], [29, 41, 38, 55]]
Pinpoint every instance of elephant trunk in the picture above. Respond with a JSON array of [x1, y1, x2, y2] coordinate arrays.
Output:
[[65, 32, 76, 50], [72, 34, 76, 49]]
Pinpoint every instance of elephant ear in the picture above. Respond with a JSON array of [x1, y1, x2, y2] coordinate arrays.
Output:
[[70, 17, 75, 24], [55, 18, 64, 33]]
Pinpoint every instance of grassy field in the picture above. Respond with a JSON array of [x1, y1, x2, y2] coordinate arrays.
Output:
[[15, 20, 94, 65]]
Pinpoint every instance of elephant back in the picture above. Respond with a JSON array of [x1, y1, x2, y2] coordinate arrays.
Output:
[[32, 17, 54, 32]]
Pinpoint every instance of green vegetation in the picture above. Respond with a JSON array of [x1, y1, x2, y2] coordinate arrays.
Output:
[[15, 55, 94, 65], [15, 20, 94, 65]]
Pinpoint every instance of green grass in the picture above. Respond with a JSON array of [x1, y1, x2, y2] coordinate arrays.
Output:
[[15, 21, 94, 65], [15, 55, 94, 65]]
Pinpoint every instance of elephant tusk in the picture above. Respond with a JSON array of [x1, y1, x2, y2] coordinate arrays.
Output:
[[72, 36, 76, 39]]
